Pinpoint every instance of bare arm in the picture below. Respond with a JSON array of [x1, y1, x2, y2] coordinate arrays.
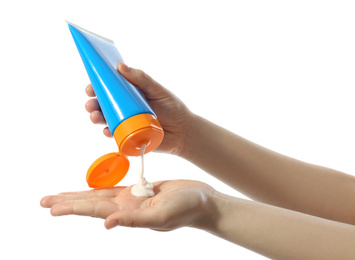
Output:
[[180, 114, 355, 225], [207, 191, 355, 260], [87, 63, 355, 225], [41, 180, 355, 259]]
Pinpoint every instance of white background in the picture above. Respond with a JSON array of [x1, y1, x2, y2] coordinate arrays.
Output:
[[1, 1, 354, 259]]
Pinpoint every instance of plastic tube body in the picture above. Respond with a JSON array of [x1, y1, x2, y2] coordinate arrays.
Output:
[[68, 23, 156, 136], [68, 23, 164, 187]]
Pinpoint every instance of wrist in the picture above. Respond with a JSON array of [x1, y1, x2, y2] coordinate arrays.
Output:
[[191, 189, 229, 233], [177, 113, 202, 159]]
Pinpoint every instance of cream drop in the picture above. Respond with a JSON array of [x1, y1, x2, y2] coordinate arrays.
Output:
[[131, 144, 155, 197]]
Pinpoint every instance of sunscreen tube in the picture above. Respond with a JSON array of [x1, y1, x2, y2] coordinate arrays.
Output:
[[68, 22, 164, 188]]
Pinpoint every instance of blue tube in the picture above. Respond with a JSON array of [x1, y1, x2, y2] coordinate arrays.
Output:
[[68, 23, 155, 135]]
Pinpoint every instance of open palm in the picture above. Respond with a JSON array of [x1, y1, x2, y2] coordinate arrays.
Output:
[[41, 180, 215, 230]]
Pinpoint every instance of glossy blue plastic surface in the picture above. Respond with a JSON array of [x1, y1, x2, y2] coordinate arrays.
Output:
[[68, 23, 155, 135]]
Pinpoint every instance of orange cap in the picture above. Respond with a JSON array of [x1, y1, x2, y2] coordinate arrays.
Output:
[[86, 153, 129, 188], [113, 113, 164, 156], [86, 114, 164, 188]]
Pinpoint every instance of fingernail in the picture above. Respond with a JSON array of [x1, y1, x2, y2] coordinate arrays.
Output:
[[106, 220, 118, 230], [40, 197, 48, 207], [119, 62, 130, 72]]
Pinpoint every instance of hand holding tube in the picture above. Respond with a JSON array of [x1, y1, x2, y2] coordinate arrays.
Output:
[[85, 62, 194, 156]]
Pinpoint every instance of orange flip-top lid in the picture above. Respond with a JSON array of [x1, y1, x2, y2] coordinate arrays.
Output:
[[86, 114, 164, 188], [86, 153, 129, 188]]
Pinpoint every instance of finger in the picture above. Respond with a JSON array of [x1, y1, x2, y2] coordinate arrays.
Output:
[[85, 84, 96, 97], [85, 99, 101, 113], [41, 195, 64, 208], [41, 195, 92, 208], [103, 127, 112, 137], [105, 207, 164, 229], [90, 110, 106, 124], [59, 186, 124, 197], [40, 196, 55, 208], [51, 200, 118, 219], [41, 194, 111, 209], [117, 62, 170, 100], [40, 187, 125, 208]]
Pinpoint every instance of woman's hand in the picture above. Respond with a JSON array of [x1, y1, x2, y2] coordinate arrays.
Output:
[[40, 180, 216, 231], [85, 62, 194, 156], [40, 179, 355, 259]]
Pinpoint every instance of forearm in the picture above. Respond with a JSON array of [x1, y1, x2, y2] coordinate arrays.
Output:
[[180, 114, 355, 224], [204, 192, 355, 260]]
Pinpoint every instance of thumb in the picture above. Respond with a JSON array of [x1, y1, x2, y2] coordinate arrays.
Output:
[[117, 62, 171, 100]]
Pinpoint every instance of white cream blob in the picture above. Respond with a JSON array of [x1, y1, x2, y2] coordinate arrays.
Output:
[[131, 144, 155, 197], [131, 177, 155, 197]]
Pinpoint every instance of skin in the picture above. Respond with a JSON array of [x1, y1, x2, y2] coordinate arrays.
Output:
[[41, 62, 355, 259], [41, 180, 215, 231], [85, 62, 192, 155]]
